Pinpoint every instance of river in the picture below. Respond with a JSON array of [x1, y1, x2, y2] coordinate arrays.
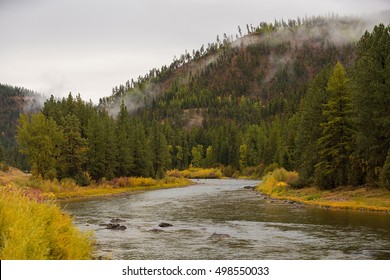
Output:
[[59, 179, 390, 259]]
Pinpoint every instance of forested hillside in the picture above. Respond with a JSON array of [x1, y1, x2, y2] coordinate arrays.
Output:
[[10, 15, 390, 189], [0, 84, 43, 169]]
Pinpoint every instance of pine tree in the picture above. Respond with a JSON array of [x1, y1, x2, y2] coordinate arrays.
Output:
[[380, 148, 390, 189], [149, 122, 170, 178], [295, 65, 332, 182], [85, 112, 107, 180], [315, 62, 353, 188], [244, 125, 262, 167], [0, 143, 4, 162], [115, 102, 134, 177], [131, 120, 152, 177], [57, 114, 87, 182], [353, 24, 390, 184], [102, 112, 118, 180]]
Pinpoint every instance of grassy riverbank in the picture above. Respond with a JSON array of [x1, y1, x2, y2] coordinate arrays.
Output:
[[256, 168, 390, 212], [0, 185, 94, 259], [0, 167, 192, 200], [166, 167, 223, 179], [17, 176, 193, 200], [0, 167, 193, 259]]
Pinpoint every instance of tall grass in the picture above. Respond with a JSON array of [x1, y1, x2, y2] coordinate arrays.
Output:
[[0, 185, 93, 259], [166, 167, 223, 179]]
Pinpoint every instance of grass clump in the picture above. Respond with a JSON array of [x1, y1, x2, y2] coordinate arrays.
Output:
[[0, 185, 94, 259]]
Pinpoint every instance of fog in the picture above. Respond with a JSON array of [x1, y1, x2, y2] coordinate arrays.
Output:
[[0, 0, 388, 103]]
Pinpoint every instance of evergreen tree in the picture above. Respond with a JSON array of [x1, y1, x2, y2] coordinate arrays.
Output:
[[315, 62, 353, 188], [131, 120, 152, 177], [0, 143, 4, 163], [242, 125, 263, 166], [102, 112, 118, 179], [149, 122, 170, 178], [380, 148, 390, 190], [57, 114, 87, 182], [352, 24, 390, 184], [115, 102, 134, 176], [295, 65, 332, 182], [85, 112, 107, 180]]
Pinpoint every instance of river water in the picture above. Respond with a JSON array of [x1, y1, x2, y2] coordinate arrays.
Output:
[[60, 179, 390, 259]]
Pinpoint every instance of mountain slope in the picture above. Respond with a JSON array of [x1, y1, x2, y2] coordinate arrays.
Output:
[[0, 83, 44, 168], [101, 15, 368, 124]]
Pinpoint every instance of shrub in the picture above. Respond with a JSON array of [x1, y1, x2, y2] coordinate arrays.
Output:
[[221, 165, 236, 177], [113, 177, 158, 188], [262, 163, 279, 176], [1, 163, 9, 172], [75, 172, 91, 187], [257, 168, 300, 195], [165, 167, 222, 179], [0, 186, 93, 259]]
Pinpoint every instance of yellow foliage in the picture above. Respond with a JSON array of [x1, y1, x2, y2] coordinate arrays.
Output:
[[114, 177, 157, 187], [166, 167, 223, 179], [256, 168, 390, 212], [0, 186, 94, 259], [257, 168, 299, 196]]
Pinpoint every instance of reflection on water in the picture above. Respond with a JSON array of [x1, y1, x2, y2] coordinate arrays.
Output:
[[60, 179, 390, 259]]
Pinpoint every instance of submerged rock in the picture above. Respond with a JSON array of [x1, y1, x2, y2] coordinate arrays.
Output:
[[243, 186, 256, 190], [159, 222, 173, 228], [106, 223, 127, 230], [211, 232, 230, 239], [149, 228, 165, 233], [110, 218, 126, 223]]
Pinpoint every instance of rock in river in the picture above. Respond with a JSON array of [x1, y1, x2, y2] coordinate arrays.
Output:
[[159, 222, 173, 228], [211, 232, 230, 239], [106, 223, 127, 230], [110, 218, 126, 223]]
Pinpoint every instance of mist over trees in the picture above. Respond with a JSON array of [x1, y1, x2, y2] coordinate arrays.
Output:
[[10, 16, 390, 189]]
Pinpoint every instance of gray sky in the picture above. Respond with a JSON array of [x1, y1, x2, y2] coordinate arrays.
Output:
[[0, 0, 389, 103]]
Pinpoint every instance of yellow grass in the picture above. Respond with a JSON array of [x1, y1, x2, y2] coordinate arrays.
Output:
[[0, 167, 192, 259], [12, 176, 193, 200], [1, 167, 193, 201], [56, 177, 192, 200], [0, 185, 94, 259], [256, 168, 390, 212], [166, 167, 223, 179]]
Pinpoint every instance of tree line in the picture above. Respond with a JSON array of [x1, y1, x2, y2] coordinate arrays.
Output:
[[15, 23, 390, 189]]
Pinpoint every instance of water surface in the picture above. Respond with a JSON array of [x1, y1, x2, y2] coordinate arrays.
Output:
[[60, 179, 390, 259]]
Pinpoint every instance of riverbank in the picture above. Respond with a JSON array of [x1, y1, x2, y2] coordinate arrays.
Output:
[[0, 185, 93, 259], [20, 177, 193, 200], [1, 167, 193, 200], [166, 167, 223, 179], [256, 168, 390, 212], [57, 177, 193, 200], [0, 168, 193, 259]]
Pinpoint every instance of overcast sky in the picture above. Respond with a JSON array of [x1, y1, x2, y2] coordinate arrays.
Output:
[[0, 0, 389, 103]]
